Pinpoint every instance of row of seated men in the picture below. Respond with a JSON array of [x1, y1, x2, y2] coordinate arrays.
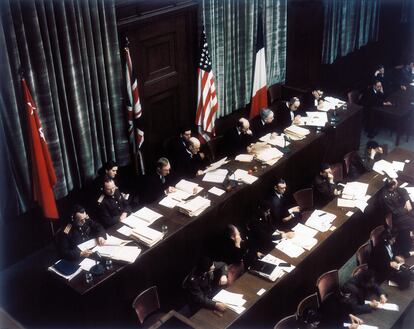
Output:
[[359, 62, 414, 138]]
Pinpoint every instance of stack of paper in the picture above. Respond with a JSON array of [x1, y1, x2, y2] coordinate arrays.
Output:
[[202, 157, 229, 174], [213, 290, 246, 314], [235, 154, 254, 162], [392, 161, 405, 172], [48, 260, 83, 281], [292, 223, 318, 237], [259, 133, 289, 148], [260, 254, 295, 273], [290, 235, 318, 251], [275, 239, 305, 258], [167, 180, 203, 201], [177, 196, 211, 217], [202, 168, 228, 183], [255, 147, 284, 164], [158, 196, 181, 209], [324, 96, 346, 110], [305, 210, 336, 232], [122, 207, 163, 228], [131, 225, 164, 247], [94, 244, 141, 263], [230, 169, 258, 185], [373, 160, 398, 178], [342, 182, 369, 200], [284, 125, 310, 140]]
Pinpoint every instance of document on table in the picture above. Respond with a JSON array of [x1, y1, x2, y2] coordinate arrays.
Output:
[[230, 169, 258, 185], [342, 182, 369, 200], [117, 225, 133, 237], [202, 168, 228, 183], [392, 161, 405, 172], [373, 159, 398, 178], [77, 238, 97, 251], [259, 133, 289, 147], [208, 186, 226, 196], [292, 223, 318, 237], [159, 196, 181, 208], [79, 258, 96, 271], [255, 147, 284, 163], [235, 154, 254, 162], [202, 157, 229, 174], [304, 210, 336, 232], [343, 323, 378, 329], [175, 179, 203, 196], [364, 301, 399, 311], [290, 235, 318, 251], [337, 198, 356, 208], [122, 207, 163, 227], [260, 254, 295, 273], [213, 290, 246, 314], [275, 239, 305, 258]]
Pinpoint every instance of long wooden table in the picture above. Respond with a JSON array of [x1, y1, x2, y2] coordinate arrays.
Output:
[[1, 103, 363, 328], [190, 148, 414, 329]]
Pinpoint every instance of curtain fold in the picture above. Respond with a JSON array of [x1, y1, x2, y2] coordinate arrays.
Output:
[[0, 0, 129, 220], [322, 0, 379, 64], [201, 0, 287, 117]]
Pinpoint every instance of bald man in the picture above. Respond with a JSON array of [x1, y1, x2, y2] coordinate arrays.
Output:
[[223, 117, 254, 157], [176, 137, 206, 178]]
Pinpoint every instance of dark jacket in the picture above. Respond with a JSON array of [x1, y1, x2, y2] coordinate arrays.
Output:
[[313, 174, 338, 208], [184, 261, 228, 311], [363, 151, 383, 171], [379, 187, 414, 230], [266, 192, 299, 231], [175, 150, 204, 179], [222, 127, 254, 157], [368, 241, 395, 283], [141, 172, 173, 204], [57, 219, 106, 261], [249, 116, 278, 138], [97, 189, 131, 228], [275, 101, 306, 131], [361, 88, 386, 108], [248, 215, 282, 254]]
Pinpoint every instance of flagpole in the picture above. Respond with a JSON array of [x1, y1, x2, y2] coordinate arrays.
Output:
[[49, 220, 55, 236]]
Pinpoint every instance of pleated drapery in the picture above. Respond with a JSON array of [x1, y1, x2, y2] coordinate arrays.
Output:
[[322, 0, 379, 64], [0, 0, 129, 221], [201, 0, 287, 117]]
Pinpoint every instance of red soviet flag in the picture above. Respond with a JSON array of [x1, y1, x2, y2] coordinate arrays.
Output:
[[22, 78, 59, 219]]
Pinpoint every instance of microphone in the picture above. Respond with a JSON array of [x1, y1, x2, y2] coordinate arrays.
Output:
[[89, 251, 105, 276]]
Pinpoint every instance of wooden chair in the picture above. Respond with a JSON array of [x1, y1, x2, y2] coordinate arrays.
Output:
[[316, 270, 339, 304], [296, 292, 319, 321], [343, 151, 365, 178], [205, 135, 224, 162], [132, 286, 164, 326], [293, 188, 314, 211], [331, 162, 344, 182], [273, 314, 300, 329], [352, 263, 368, 277], [370, 225, 385, 248], [356, 242, 372, 265]]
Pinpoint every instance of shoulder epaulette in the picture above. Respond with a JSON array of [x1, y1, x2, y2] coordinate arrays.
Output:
[[63, 224, 72, 234], [97, 194, 105, 204]]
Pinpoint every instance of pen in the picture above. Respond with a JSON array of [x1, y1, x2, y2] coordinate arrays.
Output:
[[318, 212, 327, 217]]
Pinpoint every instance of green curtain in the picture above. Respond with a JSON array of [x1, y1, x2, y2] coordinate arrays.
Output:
[[201, 0, 287, 117], [322, 0, 379, 64], [0, 0, 129, 220]]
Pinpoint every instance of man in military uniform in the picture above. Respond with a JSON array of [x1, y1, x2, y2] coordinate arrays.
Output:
[[57, 205, 106, 261], [97, 178, 131, 228], [183, 257, 228, 313], [379, 178, 414, 257]]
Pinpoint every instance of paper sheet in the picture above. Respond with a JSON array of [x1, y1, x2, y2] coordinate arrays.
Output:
[[235, 154, 254, 162], [77, 238, 97, 251], [343, 323, 378, 329], [202, 157, 229, 174], [275, 239, 305, 258], [208, 186, 226, 196], [392, 161, 405, 172], [345, 211, 354, 217], [230, 169, 258, 185], [79, 258, 96, 271], [259, 133, 289, 148], [159, 196, 180, 208], [117, 225, 133, 237], [202, 169, 228, 183], [292, 223, 318, 237], [364, 301, 399, 311]]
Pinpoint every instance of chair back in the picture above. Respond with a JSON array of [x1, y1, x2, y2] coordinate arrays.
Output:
[[296, 293, 319, 321], [293, 188, 314, 211], [316, 270, 339, 304], [343, 151, 362, 177], [356, 242, 372, 265], [132, 286, 160, 324], [273, 314, 300, 329], [347, 90, 361, 104], [385, 213, 392, 229], [370, 225, 385, 248], [268, 84, 282, 104], [205, 135, 223, 162], [380, 144, 389, 156], [352, 263, 368, 277], [331, 162, 343, 182]]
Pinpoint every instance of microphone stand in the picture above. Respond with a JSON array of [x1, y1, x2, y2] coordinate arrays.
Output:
[[281, 135, 291, 154]]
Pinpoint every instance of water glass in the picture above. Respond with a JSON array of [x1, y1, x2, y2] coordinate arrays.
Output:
[[161, 225, 168, 235], [85, 272, 93, 284], [105, 259, 113, 270]]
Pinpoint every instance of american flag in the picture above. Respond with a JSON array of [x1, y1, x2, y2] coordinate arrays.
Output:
[[195, 28, 218, 143], [125, 45, 145, 174]]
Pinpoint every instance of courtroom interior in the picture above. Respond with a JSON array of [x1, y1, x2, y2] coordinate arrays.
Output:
[[1, 0, 414, 328]]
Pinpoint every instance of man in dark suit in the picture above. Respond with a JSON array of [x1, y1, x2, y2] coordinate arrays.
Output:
[[400, 61, 414, 86], [223, 117, 254, 157], [313, 163, 342, 208], [97, 178, 131, 228], [58, 205, 107, 261], [266, 178, 301, 231], [175, 137, 206, 178], [302, 89, 325, 111], [379, 178, 414, 257], [275, 96, 305, 131], [142, 157, 176, 204], [364, 140, 384, 171], [249, 108, 278, 137]]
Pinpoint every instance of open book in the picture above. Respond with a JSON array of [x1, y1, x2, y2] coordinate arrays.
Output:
[[121, 207, 163, 228], [168, 179, 203, 201], [177, 196, 211, 217], [284, 125, 310, 140]]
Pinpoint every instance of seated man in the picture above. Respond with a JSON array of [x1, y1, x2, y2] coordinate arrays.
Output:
[[302, 89, 325, 110], [176, 137, 205, 178], [368, 230, 411, 289], [342, 269, 387, 315], [364, 140, 384, 171], [142, 157, 176, 204], [313, 163, 342, 207], [266, 178, 301, 231], [249, 108, 278, 137], [223, 117, 254, 157], [183, 257, 228, 313], [400, 61, 414, 86], [167, 126, 192, 166], [97, 178, 131, 228], [57, 205, 106, 261], [379, 178, 414, 257], [276, 96, 305, 131]]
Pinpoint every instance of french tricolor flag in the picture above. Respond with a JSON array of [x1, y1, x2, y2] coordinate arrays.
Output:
[[249, 14, 268, 119]]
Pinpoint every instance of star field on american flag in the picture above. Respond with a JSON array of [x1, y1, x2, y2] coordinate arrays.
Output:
[[198, 30, 212, 72]]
